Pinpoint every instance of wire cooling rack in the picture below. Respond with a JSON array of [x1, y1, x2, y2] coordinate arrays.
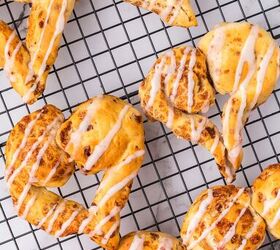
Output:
[[0, 0, 280, 249]]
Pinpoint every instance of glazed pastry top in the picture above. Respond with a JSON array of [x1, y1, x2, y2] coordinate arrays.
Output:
[[124, 0, 197, 28], [139, 46, 236, 183], [0, 0, 75, 104], [252, 164, 280, 239], [181, 185, 266, 250], [199, 22, 280, 170]]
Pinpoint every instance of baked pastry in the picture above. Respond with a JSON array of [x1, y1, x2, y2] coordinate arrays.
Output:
[[0, 0, 75, 104], [118, 231, 186, 250], [139, 46, 236, 183], [56, 95, 145, 249], [5, 95, 145, 250], [181, 185, 266, 250], [198, 22, 280, 171], [252, 164, 280, 239], [124, 0, 197, 28]]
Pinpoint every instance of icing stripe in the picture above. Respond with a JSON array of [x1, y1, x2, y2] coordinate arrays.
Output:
[[129, 234, 144, 250], [37, 204, 58, 229], [46, 201, 66, 233], [55, 208, 81, 238], [89, 206, 120, 237], [97, 170, 138, 209], [101, 221, 120, 245], [78, 206, 97, 234], [237, 220, 260, 250], [232, 25, 259, 94], [5, 111, 42, 180], [262, 190, 280, 216], [216, 204, 249, 248], [166, 105, 174, 129], [84, 105, 130, 171], [250, 42, 276, 110], [43, 160, 60, 186], [190, 116, 207, 144], [23, 0, 68, 102], [20, 193, 38, 219], [183, 189, 213, 244], [210, 133, 219, 155], [97, 150, 145, 192], [7, 116, 62, 187], [66, 96, 102, 155], [187, 49, 197, 113], [157, 236, 173, 250], [146, 57, 167, 110], [188, 188, 245, 249], [170, 47, 191, 104]]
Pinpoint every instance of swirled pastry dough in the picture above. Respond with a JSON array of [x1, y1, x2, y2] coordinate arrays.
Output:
[[198, 22, 280, 171], [252, 164, 280, 239], [181, 185, 266, 250], [139, 46, 236, 183], [124, 0, 197, 28]]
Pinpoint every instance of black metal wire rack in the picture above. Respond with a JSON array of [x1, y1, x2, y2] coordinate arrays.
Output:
[[0, 0, 280, 249]]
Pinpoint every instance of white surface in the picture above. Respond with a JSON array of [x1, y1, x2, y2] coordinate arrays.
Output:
[[0, 0, 280, 249]]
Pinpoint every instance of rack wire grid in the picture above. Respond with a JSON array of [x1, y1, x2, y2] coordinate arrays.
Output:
[[0, 0, 280, 249]]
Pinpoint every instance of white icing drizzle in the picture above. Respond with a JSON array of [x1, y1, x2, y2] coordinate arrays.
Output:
[[20, 193, 38, 219], [22, 0, 68, 102], [262, 189, 280, 217], [250, 42, 276, 110], [66, 96, 102, 155], [55, 208, 81, 238], [97, 150, 145, 192], [216, 203, 249, 249], [101, 220, 120, 245], [129, 234, 145, 250], [43, 160, 60, 186], [4, 30, 22, 82], [146, 57, 167, 110], [84, 104, 130, 171], [157, 236, 173, 250], [97, 170, 138, 209], [190, 116, 207, 144], [237, 220, 260, 250], [164, 50, 177, 90], [170, 47, 191, 104], [187, 49, 197, 113], [16, 127, 58, 212], [7, 116, 62, 187], [46, 201, 66, 233], [232, 25, 259, 94], [166, 105, 174, 129], [183, 189, 213, 244], [206, 26, 225, 84], [270, 208, 280, 228], [167, 0, 183, 25], [161, 1, 174, 22], [5, 111, 42, 180], [78, 206, 97, 234], [36, 204, 58, 229], [188, 188, 245, 249], [89, 206, 121, 237], [210, 133, 219, 155]]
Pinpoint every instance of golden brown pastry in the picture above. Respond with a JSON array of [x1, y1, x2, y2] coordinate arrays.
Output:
[[56, 95, 145, 249], [5, 95, 145, 250], [124, 0, 197, 28], [180, 185, 266, 250], [198, 22, 280, 172], [118, 231, 186, 250], [0, 0, 75, 104], [139, 46, 236, 183], [252, 164, 280, 239]]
